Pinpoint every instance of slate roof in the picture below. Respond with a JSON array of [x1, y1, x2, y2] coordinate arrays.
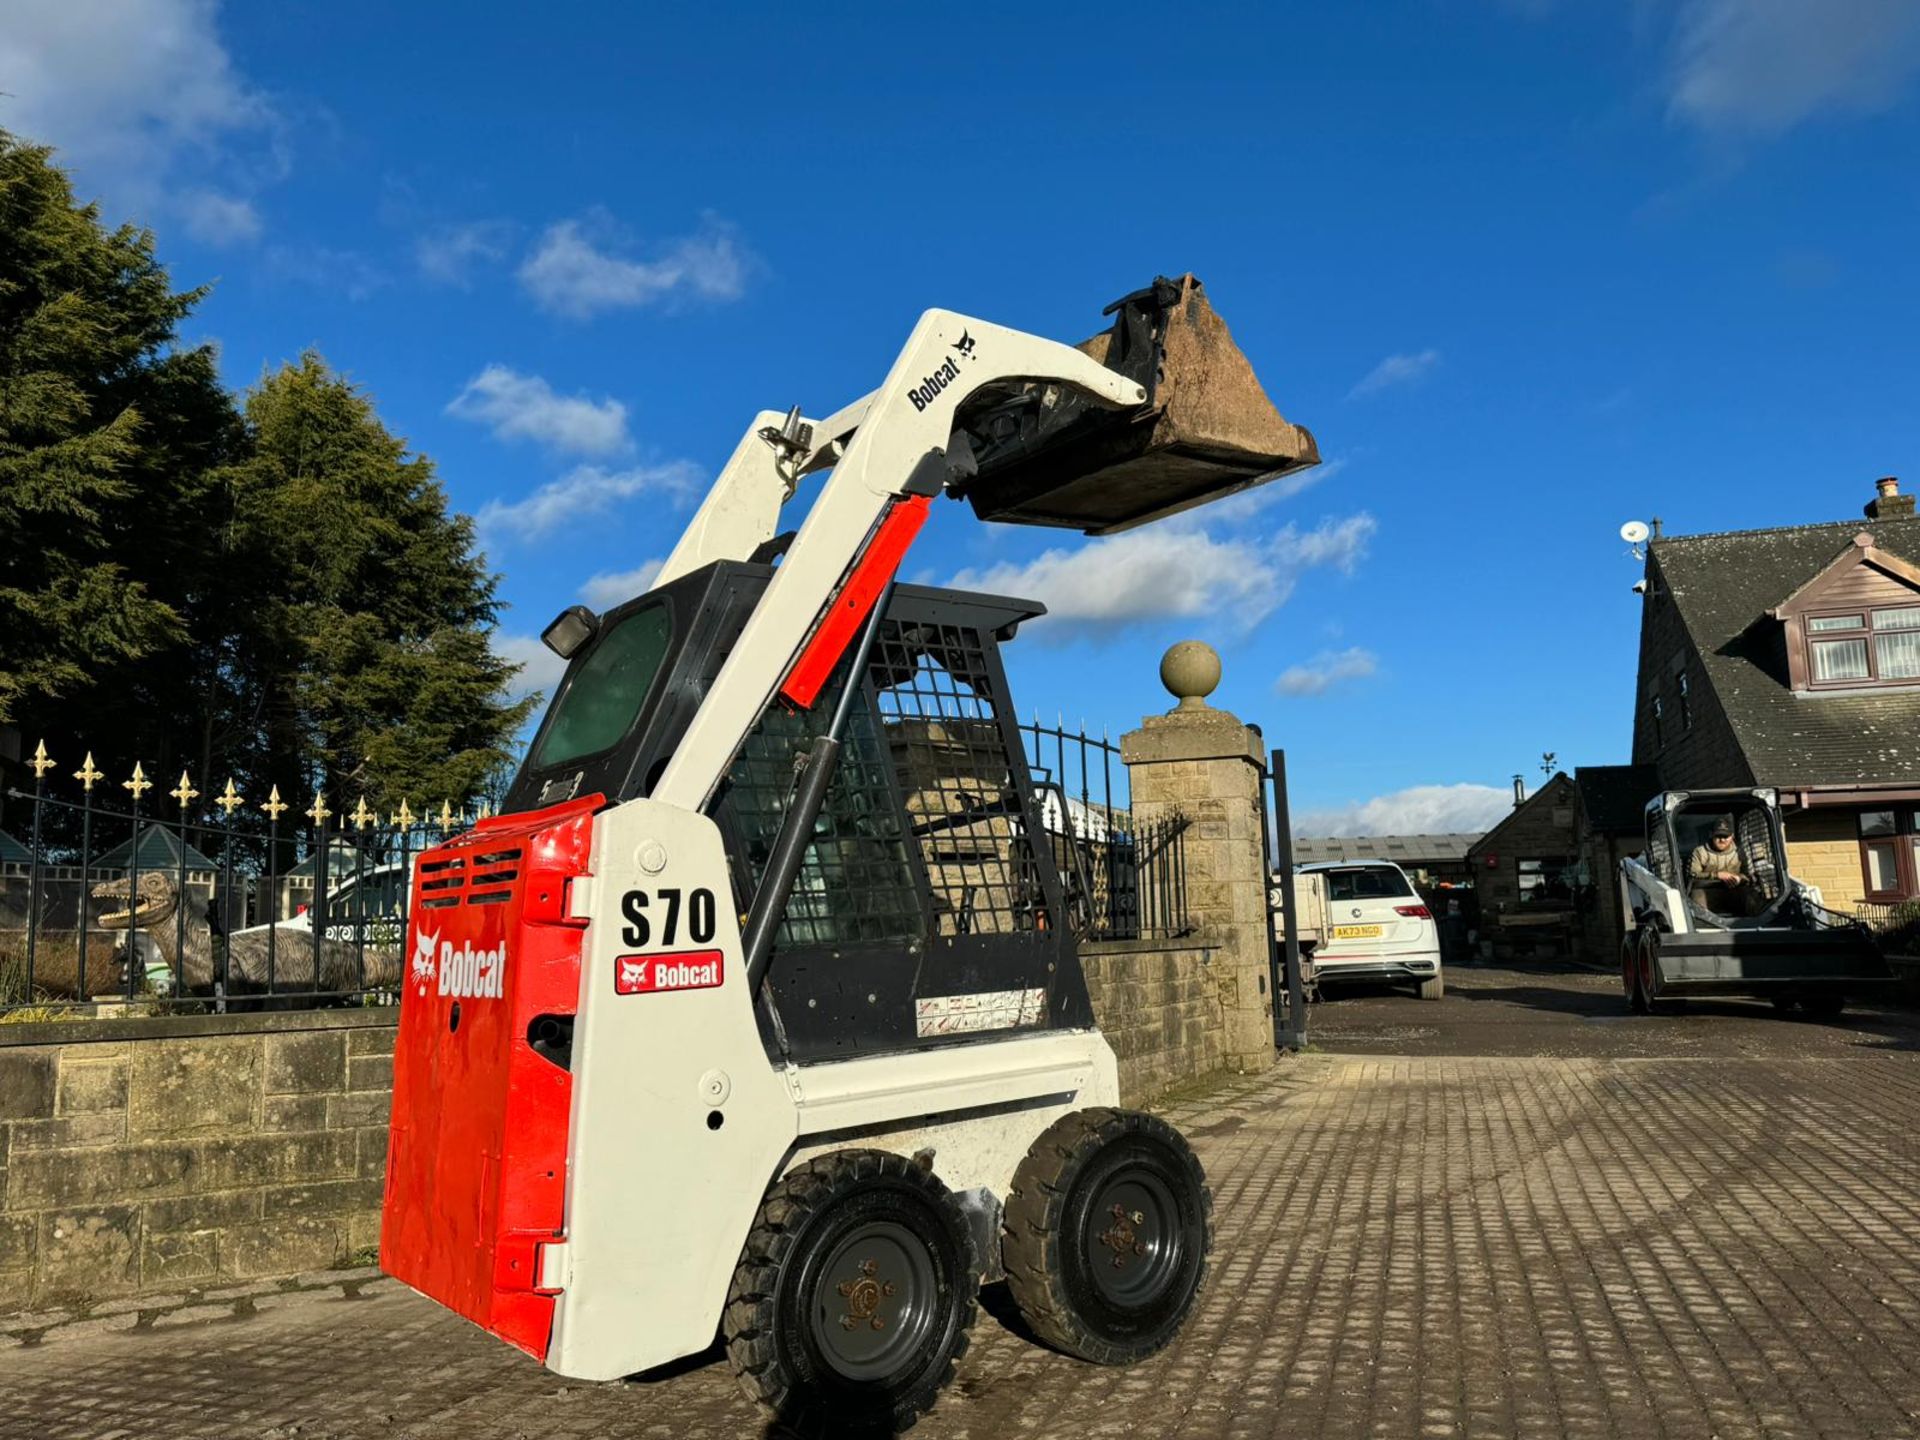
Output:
[[1653, 514, 1920, 789], [1575, 764, 1662, 835], [0, 829, 32, 865], [91, 823, 218, 872], [1291, 834, 1482, 866]]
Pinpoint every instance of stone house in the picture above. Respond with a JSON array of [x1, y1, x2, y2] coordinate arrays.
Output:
[[1465, 773, 1582, 959], [1630, 477, 1920, 912]]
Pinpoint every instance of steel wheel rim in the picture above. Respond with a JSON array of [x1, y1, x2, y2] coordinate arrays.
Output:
[[810, 1219, 938, 1382], [1083, 1167, 1183, 1307]]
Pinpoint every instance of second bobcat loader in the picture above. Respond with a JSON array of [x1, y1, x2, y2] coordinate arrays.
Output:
[[1620, 787, 1890, 1017], [379, 275, 1317, 1432]]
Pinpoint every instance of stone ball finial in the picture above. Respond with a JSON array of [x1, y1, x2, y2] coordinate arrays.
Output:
[[1159, 640, 1221, 711]]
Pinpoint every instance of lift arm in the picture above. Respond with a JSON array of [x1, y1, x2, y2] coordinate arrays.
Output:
[[648, 308, 1145, 813]]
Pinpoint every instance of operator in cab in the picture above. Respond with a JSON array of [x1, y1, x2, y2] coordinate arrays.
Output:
[[1688, 816, 1762, 916]]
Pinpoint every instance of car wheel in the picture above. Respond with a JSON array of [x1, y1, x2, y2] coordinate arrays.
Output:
[[1002, 1108, 1212, 1366], [725, 1149, 979, 1434]]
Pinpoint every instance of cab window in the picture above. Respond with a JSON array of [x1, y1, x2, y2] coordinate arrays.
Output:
[[532, 604, 673, 768]]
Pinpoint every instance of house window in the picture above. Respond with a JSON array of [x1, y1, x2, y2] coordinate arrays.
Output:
[[1517, 856, 1581, 907], [1807, 606, 1920, 687], [1676, 670, 1693, 730], [1859, 810, 1920, 901]]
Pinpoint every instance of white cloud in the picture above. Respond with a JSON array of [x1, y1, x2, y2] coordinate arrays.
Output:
[[447, 366, 631, 457], [1666, 0, 1920, 138], [1276, 647, 1379, 697], [1294, 783, 1514, 838], [947, 514, 1375, 635], [494, 632, 569, 703], [519, 214, 750, 319], [580, 560, 664, 610], [477, 462, 702, 542], [0, 0, 283, 236], [176, 188, 261, 247], [416, 219, 515, 286], [1348, 349, 1441, 399]]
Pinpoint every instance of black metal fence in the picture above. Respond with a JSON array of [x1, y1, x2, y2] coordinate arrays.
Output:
[[1858, 899, 1920, 956], [1019, 718, 1191, 941], [0, 744, 485, 1016], [1, 721, 1192, 1013]]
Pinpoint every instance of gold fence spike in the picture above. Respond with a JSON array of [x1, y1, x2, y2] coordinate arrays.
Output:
[[393, 799, 415, 833], [437, 800, 454, 832], [74, 752, 104, 791], [306, 791, 332, 827], [351, 796, 375, 831], [262, 785, 288, 821], [215, 778, 245, 818], [122, 762, 152, 800], [170, 770, 200, 810], [29, 740, 54, 780]]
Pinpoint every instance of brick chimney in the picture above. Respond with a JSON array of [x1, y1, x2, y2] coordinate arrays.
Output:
[[1865, 475, 1916, 520]]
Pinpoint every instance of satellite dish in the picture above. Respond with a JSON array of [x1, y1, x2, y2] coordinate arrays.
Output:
[[1619, 520, 1650, 545]]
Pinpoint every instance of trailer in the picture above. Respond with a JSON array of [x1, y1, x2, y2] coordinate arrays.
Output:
[[1619, 787, 1891, 1017], [379, 276, 1318, 1432]]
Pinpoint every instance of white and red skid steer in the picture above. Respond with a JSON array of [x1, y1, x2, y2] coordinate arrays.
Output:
[[380, 276, 1318, 1432]]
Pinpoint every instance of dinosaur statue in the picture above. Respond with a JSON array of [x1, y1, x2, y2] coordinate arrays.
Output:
[[91, 872, 399, 998]]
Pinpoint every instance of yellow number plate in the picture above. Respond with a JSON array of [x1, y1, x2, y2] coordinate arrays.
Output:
[[1333, 924, 1383, 939]]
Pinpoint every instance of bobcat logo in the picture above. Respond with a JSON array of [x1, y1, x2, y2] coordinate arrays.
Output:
[[953, 330, 976, 358], [411, 929, 440, 996]]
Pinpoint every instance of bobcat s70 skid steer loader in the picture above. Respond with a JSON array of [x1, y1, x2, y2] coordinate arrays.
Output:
[[380, 274, 1318, 1432]]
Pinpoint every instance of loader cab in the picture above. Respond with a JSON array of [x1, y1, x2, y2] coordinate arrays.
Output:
[[505, 560, 776, 815], [505, 562, 1087, 1064], [1645, 788, 1788, 928]]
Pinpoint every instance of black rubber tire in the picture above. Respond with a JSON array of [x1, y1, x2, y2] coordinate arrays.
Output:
[[1002, 1107, 1212, 1366], [724, 1150, 979, 1435], [1770, 993, 1801, 1014], [1624, 932, 1650, 1014], [1638, 928, 1674, 1014], [1800, 990, 1846, 1020]]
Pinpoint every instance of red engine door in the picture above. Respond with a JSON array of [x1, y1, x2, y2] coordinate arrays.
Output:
[[380, 795, 599, 1361]]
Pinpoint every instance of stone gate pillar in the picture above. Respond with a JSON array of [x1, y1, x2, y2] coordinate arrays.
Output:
[[1120, 642, 1273, 1074]]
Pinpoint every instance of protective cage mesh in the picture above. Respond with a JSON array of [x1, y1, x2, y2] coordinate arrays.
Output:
[[712, 616, 1054, 950], [714, 649, 922, 948], [870, 620, 1051, 939]]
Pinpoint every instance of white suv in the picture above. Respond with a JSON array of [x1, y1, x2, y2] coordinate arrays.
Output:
[[1301, 860, 1444, 1000]]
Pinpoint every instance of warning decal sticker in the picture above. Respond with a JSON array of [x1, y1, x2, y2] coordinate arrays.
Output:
[[914, 987, 1047, 1038]]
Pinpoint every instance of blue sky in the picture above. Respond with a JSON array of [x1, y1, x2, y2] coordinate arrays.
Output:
[[9, 1, 1920, 832]]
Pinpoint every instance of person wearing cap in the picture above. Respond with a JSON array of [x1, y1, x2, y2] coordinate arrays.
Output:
[[1689, 817, 1761, 915]]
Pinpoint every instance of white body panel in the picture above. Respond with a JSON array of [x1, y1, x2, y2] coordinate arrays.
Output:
[[1621, 855, 1689, 935], [546, 797, 1119, 1382]]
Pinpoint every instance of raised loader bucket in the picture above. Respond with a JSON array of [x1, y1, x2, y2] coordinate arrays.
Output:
[[953, 274, 1319, 534]]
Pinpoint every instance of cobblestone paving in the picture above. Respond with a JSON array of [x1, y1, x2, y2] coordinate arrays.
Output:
[[4, 971, 1919, 1439]]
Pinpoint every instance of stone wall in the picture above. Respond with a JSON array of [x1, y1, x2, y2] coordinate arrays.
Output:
[[1122, 706, 1274, 1074], [1080, 939, 1224, 1106], [0, 1009, 394, 1316]]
